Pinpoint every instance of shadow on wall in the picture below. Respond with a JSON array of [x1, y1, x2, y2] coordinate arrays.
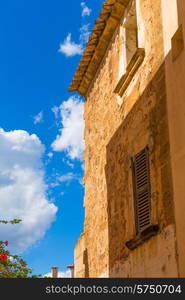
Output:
[[83, 248, 89, 278], [105, 60, 176, 277], [104, 0, 185, 278]]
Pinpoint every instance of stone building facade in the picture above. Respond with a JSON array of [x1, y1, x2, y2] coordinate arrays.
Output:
[[69, 0, 185, 277]]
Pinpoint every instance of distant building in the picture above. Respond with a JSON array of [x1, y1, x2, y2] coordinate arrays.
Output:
[[51, 266, 58, 278], [69, 0, 185, 277], [67, 264, 74, 278]]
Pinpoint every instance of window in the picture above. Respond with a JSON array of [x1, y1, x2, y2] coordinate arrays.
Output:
[[114, 0, 145, 97], [126, 146, 159, 250], [124, 0, 138, 67], [131, 147, 151, 234]]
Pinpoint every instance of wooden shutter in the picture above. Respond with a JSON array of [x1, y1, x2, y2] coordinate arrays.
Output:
[[131, 147, 151, 233]]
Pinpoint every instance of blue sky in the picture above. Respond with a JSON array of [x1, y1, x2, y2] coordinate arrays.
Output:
[[0, 0, 103, 277]]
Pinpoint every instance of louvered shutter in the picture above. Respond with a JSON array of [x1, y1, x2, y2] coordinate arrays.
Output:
[[131, 147, 151, 233]]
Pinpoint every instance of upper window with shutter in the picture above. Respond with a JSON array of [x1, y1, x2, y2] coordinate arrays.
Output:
[[124, 0, 138, 68], [114, 0, 145, 98], [131, 147, 151, 234]]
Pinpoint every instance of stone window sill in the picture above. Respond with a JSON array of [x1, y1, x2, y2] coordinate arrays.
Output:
[[125, 224, 159, 251], [114, 48, 145, 97]]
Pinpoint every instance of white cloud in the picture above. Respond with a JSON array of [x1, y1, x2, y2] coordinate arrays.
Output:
[[79, 24, 90, 44], [58, 34, 83, 57], [44, 270, 71, 278], [33, 111, 43, 125], [51, 106, 60, 119], [0, 128, 58, 254], [58, 23, 90, 57], [50, 182, 60, 188], [58, 172, 76, 183], [47, 152, 53, 158], [51, 96, 84, 161], [81, 2, 92, 17], [66, 160, 74, 169], [49, 170, 82, 189]]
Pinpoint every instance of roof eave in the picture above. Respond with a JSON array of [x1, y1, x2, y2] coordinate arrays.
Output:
[[68, 0, 130, 97]]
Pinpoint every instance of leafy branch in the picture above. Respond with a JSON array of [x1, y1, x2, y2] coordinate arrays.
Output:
[[0, 219, 41, 278], [0, 219, 22, 225]]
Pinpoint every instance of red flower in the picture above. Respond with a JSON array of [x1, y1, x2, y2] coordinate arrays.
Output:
[[4, 240, 8, 247], [0, 254, 8, 261], [21, 264, 27, 268]]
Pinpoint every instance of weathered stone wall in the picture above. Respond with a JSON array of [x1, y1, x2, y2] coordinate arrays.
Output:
[[162, 0, 185, 277], [74, 0, 179, 277], [106, 63, 177, 277], [74, 233, 86, 278]]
